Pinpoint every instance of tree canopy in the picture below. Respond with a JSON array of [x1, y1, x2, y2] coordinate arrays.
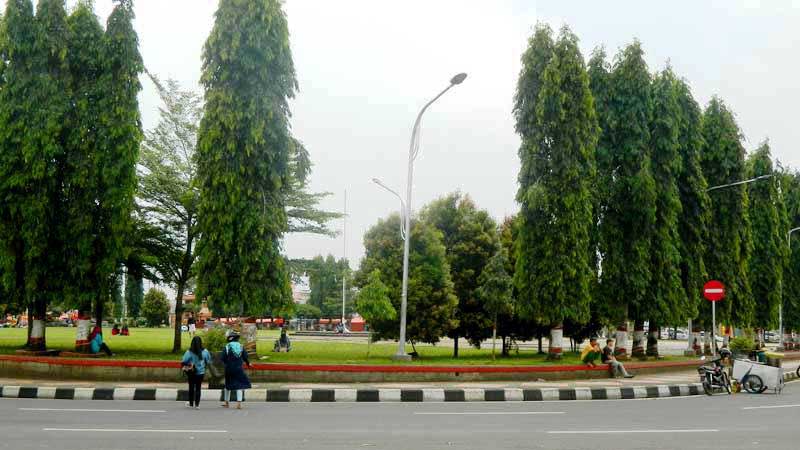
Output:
[[356, 214, 457, 345]]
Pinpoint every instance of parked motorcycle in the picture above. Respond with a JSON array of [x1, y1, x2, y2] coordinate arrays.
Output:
[[698, 355, 732, 396]]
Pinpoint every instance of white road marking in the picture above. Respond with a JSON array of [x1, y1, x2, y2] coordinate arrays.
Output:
[[415, 411, 564, 415], [21, 408, 165, 413], [548, 429, 718, 434], [43, 428, 227, 434], [742, 404, 800, 410]]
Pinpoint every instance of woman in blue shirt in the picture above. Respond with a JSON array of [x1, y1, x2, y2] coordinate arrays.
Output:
[[181, 336, 212, 409]]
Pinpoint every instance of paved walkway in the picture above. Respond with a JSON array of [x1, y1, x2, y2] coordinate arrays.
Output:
[[2, 361, 796, 390]]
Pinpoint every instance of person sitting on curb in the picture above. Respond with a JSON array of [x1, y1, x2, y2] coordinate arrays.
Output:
[[273, 327, 291, 352], [602, 338, 634, 378], [580, 337, 602, 367]]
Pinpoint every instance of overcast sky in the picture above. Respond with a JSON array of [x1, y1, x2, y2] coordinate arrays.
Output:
[[5, 0, 800, 268]]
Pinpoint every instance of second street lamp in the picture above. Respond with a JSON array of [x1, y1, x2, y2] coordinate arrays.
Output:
[[392, 72, 467, 361]]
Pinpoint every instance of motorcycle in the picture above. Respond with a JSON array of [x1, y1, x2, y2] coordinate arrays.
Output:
[[698, 357, 732, 396]]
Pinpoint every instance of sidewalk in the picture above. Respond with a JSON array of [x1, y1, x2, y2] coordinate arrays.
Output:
[[1, 361, 796, 402]]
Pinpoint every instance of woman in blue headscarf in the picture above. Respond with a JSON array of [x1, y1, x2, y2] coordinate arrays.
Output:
[[222, 333, 252, 409]]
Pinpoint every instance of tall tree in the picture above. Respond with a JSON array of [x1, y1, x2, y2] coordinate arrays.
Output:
[[701, 97, 754, 328], [746, 142, 785, 331], [196, 0, 295, 316], [93, 0, 143, 330], [61, 0, 143, 349], [645, 68, 687, 357], [138, 74, 202, 352], [422, 192, 498, 356], [514, 26, 598, 359], [0, 0, 70, 350], [62, 1, 104, 341], [355, 214, 458, 347], [598, 41, 656, 358], [674, 77, 710, 342], [782, 171, 800, 336]]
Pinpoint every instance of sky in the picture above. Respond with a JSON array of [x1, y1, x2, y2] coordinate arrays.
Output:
[[4, 0, 800, 268]]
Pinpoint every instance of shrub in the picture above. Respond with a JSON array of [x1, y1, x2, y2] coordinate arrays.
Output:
[[201, 327, 228, 352], [729, 336, 755, 353]]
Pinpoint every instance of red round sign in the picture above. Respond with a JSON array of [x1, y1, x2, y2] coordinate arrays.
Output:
[[703, 280, 725, 302]]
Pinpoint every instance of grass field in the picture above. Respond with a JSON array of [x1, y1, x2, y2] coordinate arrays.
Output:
[[0, 327, 690, 365]]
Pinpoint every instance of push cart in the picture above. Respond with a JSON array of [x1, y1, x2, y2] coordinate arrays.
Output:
[[732, 358, 784, 394]]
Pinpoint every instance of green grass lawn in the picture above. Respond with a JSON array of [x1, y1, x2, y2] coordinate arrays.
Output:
[[0, 327, 690, 366]]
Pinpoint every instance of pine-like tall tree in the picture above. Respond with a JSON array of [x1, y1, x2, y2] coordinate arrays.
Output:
[[674, 78, 710, 348], [746, 142, 785, 331], [782, 171, 800, 340], [515, 26, 598, 359], [701, 97, 754, 328], [598, 41, 656, 358], [196, 0, 295, 316], [645, 68, 687, 357], [63, 1, 104, 332]]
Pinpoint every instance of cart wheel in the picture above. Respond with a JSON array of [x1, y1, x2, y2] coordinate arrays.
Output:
[[743, 375, 765, 394]]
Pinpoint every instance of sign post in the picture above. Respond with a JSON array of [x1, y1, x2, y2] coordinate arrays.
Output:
[[703, 280, 726, 355]]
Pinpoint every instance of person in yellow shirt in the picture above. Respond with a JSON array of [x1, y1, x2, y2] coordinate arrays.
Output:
[[581, 337, 602, 367]]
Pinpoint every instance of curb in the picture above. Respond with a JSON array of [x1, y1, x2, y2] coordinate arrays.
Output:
[[0, 383, 705, 402], [1, 372, 795, 402]]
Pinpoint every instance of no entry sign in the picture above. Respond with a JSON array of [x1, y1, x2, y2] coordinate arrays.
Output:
[[703, 280, 725, 302]]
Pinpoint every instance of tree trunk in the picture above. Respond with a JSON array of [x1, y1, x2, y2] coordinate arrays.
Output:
[[646, 320, 659, 358], [27, 298, 47, 351], [367, 331, 372, 358], [172, 281, 185, 353], [453, 334, 459, 358], [614, 322, 629, 360], [491, 316, 497, 361], [631, 319, 646, 359], [703, 330, 712, 356], [75, 309, 92, 353], [547, 323, 563, 360], [537, 335, 544, 354]]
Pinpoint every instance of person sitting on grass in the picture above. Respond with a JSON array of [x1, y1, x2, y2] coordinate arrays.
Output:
[[273, 327, 291, 352], [111, 324, 120, 336], [581, 337, 603, 367], [89, 325, 113, 356], [121, 324, 129, 336], [602, 339, 634, 378]]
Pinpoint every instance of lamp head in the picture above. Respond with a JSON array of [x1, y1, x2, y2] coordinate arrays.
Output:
[[450, 72, 467, 85]]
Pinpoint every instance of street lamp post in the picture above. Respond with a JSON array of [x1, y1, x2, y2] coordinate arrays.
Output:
[[778, 226, 800, 351], [375, 73, 467, 361]]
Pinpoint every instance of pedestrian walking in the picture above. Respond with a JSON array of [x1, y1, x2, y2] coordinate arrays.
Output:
[[222, 333, 251, 409], [187, 312, 197, 338], [181, 336, 212, 409]]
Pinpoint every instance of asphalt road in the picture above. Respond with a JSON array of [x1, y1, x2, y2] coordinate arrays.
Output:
[[1, 383, 798, 450]]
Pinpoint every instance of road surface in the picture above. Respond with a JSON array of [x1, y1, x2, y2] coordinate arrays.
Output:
[[1, 382, 797, 449]]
